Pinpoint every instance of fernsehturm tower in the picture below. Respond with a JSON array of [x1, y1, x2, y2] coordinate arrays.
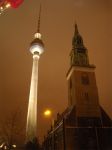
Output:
[[26, 6, 44, 143]]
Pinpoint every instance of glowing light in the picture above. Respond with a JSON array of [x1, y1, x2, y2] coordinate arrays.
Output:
[[0, 6, 3, 10], [7, 0, 24, 8], [0, 0, 23, 15], [12, 144, 16, 148], [0, 2, 11, 14], [0, 143, 4, 148], [44, 109, 52, 117], [30, 44, 44, 55], [6, 3, 11, 8]]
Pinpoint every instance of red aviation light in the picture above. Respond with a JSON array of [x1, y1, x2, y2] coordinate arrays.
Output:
[[7, 0, 23, 8]]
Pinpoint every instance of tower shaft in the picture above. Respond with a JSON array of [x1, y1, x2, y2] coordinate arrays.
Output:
[[26, 54, 39, 142]]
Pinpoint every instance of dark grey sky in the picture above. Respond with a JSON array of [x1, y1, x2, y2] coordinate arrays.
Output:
[[0, 0, 112, 142]]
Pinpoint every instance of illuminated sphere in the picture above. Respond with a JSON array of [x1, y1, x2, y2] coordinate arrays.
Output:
[[30, 33, 44, 55]]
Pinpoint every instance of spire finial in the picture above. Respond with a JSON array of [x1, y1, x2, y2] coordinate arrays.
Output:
[[74, 23, 79, 35], [37, 4, 41, 33]]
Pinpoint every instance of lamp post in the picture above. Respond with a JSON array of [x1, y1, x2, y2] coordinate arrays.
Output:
[[43, 109, 55, 150]]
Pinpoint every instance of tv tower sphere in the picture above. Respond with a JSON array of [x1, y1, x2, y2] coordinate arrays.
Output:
[[30, 32, 44, 55]]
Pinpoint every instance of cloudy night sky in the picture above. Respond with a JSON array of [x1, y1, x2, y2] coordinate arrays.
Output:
[[0, 0, 112, 142]]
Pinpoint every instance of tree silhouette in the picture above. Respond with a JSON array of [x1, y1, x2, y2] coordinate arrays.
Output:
[[0, 110, 25, 149]]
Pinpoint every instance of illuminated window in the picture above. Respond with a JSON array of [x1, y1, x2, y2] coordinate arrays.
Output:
[[81, 73, 89, 85]]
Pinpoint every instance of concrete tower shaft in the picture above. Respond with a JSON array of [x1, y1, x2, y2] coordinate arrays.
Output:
[[26, 5, 44, 144], [26, 35, 44, 143], [26, 54, 39, 142]]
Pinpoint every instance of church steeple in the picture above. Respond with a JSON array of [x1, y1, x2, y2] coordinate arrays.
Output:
[[67, 24, 101, 126], [72, 24, 84, 49], [75, 23, 79, 34], [70, 24, 89, 66]]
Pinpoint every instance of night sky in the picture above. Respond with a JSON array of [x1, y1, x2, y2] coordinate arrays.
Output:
[[0, 0, 112, 143]]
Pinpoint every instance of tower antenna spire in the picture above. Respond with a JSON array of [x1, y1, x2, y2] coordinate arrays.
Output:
[[37, 4, 41, 33]]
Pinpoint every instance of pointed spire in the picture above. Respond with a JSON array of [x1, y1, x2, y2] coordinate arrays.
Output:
[[72, 23, 84, 48], [74, 23, 79, 35], [71, 23, 89, 66], [37, 4, 41, 33]]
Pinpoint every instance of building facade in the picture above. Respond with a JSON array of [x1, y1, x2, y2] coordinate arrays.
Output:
[[43, 24, 112, 150]]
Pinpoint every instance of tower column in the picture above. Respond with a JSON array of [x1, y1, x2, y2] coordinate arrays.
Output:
[[26, 5, 44, 144], [26, 53, 39, 142]]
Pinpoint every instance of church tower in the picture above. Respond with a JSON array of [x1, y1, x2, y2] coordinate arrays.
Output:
[[67, 24, 102, 126], [43, 24, 112, 150]]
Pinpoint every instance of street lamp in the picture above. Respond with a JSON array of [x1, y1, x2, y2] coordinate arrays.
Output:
[[44, 109, 52, 117]]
